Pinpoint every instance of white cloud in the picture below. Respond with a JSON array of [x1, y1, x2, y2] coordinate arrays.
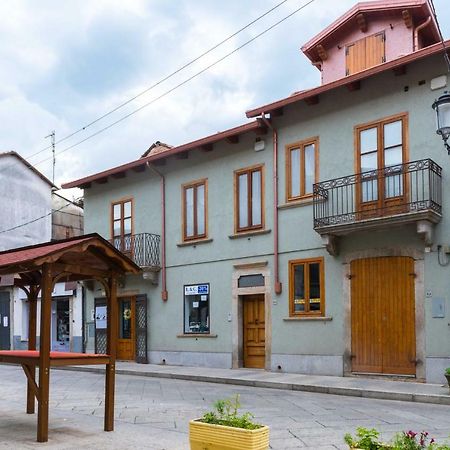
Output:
[[0, 0, 448, 192]]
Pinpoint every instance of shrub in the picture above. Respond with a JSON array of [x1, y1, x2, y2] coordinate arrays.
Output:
[[344, 427, 390, 449], [445, 367, 450, 376], [198, 394, 262, 430]]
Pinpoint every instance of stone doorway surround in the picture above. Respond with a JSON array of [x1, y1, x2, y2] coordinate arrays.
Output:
[[342, 247, 425, 381], [231, 261, 271, 370]]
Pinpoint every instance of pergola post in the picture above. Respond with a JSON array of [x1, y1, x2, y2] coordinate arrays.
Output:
[[37, 264, 52, 443], [26, 286, 39, 414], [104, 276, 118, 431]]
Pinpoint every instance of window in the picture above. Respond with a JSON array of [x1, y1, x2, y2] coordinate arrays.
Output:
[[111, 199, 133, 255], [235, 165, 264, 232], [286, 138, 318, 201], [346, 31, 385, 76], [289, 258, 324, 316], [182, 179, 207, 241], [356, 114, 407, 206], [184, 284, 210, 334]]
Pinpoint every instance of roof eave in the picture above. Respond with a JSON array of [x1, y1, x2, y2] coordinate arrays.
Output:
[[62, 120, 266, 189], [246, 40, 450, 118]]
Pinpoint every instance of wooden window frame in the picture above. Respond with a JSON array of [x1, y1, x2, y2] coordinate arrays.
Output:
[[285, 137, 319, 202], [289, 257, 325, 317], [111, 198, 134, 249], [182, 179, 208, 242], [354, 112, 409, 174], [234, 164, 265, 233]]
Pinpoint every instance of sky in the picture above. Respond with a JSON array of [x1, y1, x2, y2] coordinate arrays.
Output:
[[1, 0, 449, 197]]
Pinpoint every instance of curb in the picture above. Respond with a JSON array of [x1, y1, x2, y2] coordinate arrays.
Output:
[[54, 366, 450, 406]]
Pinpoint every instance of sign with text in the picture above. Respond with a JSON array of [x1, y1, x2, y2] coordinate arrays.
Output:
[[184, 284, 209, 296], [95, 306, 107, 329]]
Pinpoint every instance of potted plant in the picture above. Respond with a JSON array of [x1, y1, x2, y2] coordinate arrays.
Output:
[[189, 394, 269, 450], [445, 368, 450, 391], [344, 427, 391, 449]]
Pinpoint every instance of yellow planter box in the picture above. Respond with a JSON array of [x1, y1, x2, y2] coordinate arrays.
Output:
[[189, 419, 269, 450]]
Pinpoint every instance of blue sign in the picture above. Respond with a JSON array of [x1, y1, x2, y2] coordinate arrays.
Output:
[[184, 284, 209, 295]]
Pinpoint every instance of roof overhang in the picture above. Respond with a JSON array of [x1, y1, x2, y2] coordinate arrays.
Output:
[[301, 0, 440, 63], [62, 119, 267, 189], [246, 40, 450, 118]]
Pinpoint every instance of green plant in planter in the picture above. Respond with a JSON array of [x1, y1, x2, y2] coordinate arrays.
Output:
[[199, 394, 262, 430], [344, 427, 390, 449], [445, 367, 450, 376]]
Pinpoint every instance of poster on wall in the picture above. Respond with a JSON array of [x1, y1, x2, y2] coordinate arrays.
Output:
[[95, 306, 107, 329]]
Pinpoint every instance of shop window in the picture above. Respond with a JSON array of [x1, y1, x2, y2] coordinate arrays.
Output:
[[184, 284, 210, 334], [289, 258, 324, 316]]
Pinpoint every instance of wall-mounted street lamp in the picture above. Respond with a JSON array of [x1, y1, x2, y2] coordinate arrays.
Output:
[[432, 91, 450, 154]]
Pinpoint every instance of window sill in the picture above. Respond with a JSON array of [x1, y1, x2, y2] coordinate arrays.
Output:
[[177, 333, 218, 338], [283, 316, 332, 322], [228, 229, 271, 239], [177, 238, 213, 247], [279, 197, 313, 209]]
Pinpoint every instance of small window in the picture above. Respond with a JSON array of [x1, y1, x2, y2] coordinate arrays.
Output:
[[238, 274, 265, 288], [182, 179, 207, 241], [111, 199, 133, 255], [235, 165, 264, 232], [286, 139, 318, 201], [184, 284, 210, 334], [289, 258, 324, 316]]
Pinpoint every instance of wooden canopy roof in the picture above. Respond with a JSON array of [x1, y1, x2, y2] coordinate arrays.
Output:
[[0, 233, 141, 282]]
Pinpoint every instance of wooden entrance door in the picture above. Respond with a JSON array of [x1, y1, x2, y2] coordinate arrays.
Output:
[[117, 297, 135, 360], [243, 294, 265, 369], [351, 257, 416, 375]]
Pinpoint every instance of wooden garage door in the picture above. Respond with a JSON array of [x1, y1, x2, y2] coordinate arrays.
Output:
[[351, 257, 416, 375], [243, 294, 265, 369]]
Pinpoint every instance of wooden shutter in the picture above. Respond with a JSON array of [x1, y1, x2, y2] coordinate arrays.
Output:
[[366, 32, 385, 67], [346, 31, 386, 76], [135, 295, 148, 364]]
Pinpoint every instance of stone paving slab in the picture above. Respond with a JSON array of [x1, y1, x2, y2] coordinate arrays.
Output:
[[55, 361, 450, 406], [1, 364, 450, 449]]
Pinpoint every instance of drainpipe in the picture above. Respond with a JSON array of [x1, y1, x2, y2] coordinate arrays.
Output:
[[147, 163, 168, 301], [261, 114, 282, 295], [414, 16, 432, 51]]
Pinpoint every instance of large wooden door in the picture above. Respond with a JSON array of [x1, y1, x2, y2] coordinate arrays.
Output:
[[351, 257, 416, 375], [243, 294, 265, 369], [117, 297, 135, 360]]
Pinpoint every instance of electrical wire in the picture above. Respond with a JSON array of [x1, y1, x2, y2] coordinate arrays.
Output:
[[32, 0, 317, 167], [429, 0, 450, 71], [10, 0, 293, 164], [0, 202, 73, 234]]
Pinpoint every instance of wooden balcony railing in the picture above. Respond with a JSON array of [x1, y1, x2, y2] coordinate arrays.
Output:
[[111, 233, 160, 268], [313, 158, 442, 233]]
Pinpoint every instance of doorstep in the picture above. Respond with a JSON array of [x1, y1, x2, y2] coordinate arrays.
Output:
[[54, 362, 450, 406]]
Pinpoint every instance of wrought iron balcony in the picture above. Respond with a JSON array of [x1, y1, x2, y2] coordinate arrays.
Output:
[[313, 159, 442, 235], [110, 233, 160, 268]]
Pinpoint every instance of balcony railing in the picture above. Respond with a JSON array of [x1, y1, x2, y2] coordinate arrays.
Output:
[[313, 158, 442, 233], [111, 233, 160, 268]]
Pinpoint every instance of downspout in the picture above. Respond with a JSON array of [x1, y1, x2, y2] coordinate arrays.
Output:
[[414, 16, 432, 51], [147, 163, 168, 301], [261, 115, 282, 295]]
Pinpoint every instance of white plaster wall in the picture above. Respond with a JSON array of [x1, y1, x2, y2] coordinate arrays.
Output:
[[0, 154, 52, 251]]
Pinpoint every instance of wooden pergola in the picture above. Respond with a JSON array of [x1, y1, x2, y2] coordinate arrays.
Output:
[[0, 233, 141, 442]]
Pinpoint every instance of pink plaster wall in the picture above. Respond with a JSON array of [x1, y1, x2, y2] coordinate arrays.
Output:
[[321, 16, 414, 84]]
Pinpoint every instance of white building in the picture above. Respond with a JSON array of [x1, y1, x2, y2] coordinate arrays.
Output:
[[0, 151, 84, 352]]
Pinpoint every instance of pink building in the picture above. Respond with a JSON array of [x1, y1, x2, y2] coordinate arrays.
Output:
[[302, 0, 441, 84]]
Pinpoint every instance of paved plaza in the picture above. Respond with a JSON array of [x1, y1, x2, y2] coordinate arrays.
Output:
[[0, 365, 449, 449]]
